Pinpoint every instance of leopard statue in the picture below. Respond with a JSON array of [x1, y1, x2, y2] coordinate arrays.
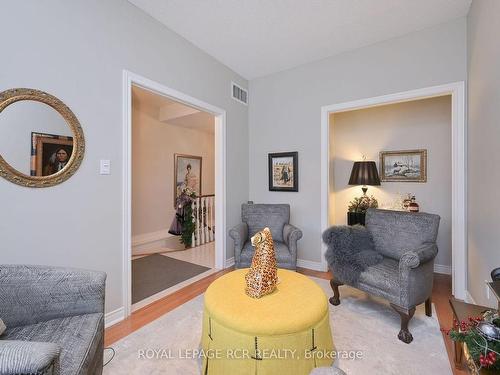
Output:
[[244, 227, 279, 298]]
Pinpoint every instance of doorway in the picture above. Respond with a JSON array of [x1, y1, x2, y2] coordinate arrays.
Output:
[[320, 82, 467, 300], [123, 71, 227, 317]]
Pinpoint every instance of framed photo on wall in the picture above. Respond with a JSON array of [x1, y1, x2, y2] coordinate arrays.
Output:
[[174, 154, 202, 205], [379, 149, 427, 182], [268, 151, 298, 192], [31, 132, 74, 176]]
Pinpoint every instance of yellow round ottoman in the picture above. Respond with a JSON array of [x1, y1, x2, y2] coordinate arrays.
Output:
[[201, 269, 335, 375]]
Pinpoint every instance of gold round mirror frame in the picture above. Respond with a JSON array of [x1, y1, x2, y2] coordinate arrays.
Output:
[[0, 88, 85, 188]]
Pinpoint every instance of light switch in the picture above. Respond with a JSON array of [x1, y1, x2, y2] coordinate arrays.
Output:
[[100, 159, 111, 175]]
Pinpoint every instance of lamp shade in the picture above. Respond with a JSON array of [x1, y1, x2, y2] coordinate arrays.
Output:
[[348, 161, 381, 186]]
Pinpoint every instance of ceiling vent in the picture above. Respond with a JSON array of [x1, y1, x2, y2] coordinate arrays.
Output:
[[231, 82, 248, 105]]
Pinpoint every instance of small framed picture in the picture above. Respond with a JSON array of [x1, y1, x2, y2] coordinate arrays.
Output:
[[31, 132, 74, 176], [174, 154, 202, 205], [268, 152, 298, 192], [379, 149, 427, 182]]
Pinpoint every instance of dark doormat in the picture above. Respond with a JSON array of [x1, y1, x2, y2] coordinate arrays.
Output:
[[132, 254, 211, 304]]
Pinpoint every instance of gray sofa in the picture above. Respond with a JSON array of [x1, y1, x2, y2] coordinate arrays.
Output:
[[229, 203, 303, 269], [325, 209, 440, 344], [0, 265, 106, 375]]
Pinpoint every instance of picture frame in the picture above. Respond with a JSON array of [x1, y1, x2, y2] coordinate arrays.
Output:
[[174, 153, 202, 205], [379, 149, 427, 182], [268, 151, 298, 192], [30, 132, 74, 177]]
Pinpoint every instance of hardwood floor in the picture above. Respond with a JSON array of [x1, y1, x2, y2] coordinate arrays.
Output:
[[105, 268, 464, 374]]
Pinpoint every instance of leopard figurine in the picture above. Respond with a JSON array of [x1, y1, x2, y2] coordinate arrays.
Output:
[[244, 227, 279, 298]]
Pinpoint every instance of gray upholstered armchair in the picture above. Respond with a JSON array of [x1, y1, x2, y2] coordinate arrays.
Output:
[[324, 209, 440, 344], [0, 265, 106, 375], [229, 203, 303, 269]]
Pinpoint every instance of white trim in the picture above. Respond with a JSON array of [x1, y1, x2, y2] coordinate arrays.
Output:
[[320, 81, 467, 299], [225, 257, 235, 268], [122, 70, 227, 318], [465, 290, 476, 305], [297, 259, 326, 272], [132, 229, 172, 247], [434, 264, 452, 275], [105, 307, 125, 328]]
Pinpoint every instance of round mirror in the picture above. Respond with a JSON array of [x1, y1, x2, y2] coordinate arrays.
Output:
[[0, 88, 84, 187]]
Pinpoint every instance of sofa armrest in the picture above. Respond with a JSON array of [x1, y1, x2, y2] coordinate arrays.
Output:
[[283, 224, 303, 246], [229, 223, 248, 261], [399, 243, 438, 270], [0, 340, 60, 375], [0, 265, 106, 328]]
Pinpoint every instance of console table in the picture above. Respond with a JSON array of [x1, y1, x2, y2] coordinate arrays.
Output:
[[449, 298, 497, 374]]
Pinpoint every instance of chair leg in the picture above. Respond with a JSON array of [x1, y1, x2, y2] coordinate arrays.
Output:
[[329, 279, 343, 306], [390, 304, 416, 344], [425, 297, 432, 317]]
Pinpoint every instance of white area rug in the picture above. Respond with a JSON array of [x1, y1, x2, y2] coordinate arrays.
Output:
[[104, 278, 452, 375]]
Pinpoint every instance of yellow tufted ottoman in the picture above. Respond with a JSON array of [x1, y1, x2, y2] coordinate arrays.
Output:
[[201, 269, 335, 375]]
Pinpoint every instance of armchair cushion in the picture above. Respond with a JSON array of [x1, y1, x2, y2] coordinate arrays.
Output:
[[0, 340, 60, 375], [242, 204, 289, 242], [3, 313, 103, 375], [365, 209, 440, 261], [241, 241, 293, 265], [0, 319, 5, 336]]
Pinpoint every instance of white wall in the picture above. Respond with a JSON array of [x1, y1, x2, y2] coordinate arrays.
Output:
[[132, 103, 214, 237], [330, 96, 452, 267], [0, 0, 248, 315], [249, 18, 467, 266], [467, 0, 500, 307]]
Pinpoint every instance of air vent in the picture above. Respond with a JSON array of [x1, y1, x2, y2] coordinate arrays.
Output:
[[231, 82, 248, 105]]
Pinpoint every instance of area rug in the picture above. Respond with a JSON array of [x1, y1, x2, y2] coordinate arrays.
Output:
[[132, 254, 210, 304], [105, 277, 452, 374]]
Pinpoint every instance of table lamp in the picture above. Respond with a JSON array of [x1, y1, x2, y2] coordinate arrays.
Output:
[[348, 160, 381, 195]]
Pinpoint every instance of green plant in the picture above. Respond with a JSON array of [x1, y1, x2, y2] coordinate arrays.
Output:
[[348, 195, 378, 213], [177, 187, 197, 248], [180, 203, 195, 247]]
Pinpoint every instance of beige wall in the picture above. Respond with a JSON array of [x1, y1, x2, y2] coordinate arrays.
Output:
[[467, 0, 500, 307], [330, 96, 452, 267], [132, 103, 215, 237]]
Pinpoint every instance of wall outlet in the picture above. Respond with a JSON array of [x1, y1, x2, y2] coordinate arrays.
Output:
[[485, 280, 491, 300]]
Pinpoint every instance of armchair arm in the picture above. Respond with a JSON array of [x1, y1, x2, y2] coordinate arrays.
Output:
[[0, 340, 60, 375], [229, 223, 248, 263], [283, 224, 303, 262], [0, 265, 106, 328], [399, 243, 438, 270], [283, 224, 303, 246]]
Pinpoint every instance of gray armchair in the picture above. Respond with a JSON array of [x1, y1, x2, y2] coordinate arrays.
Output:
[[0, 265, 106, 375], [229, 203, 303, 269], [325, 209, 440, 344]]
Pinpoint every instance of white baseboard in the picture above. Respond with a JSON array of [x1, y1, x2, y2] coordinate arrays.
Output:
[[225, 257, 235, 268], [132, 229, 172, 247], [105, 307, 125, 328], [297, 259, 326, 272], [434, 264, 452, 275]]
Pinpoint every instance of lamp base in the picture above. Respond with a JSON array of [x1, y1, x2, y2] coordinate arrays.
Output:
[[361, 186, 368, 195]]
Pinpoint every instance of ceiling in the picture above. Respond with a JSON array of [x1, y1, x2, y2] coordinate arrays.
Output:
[[132, 85, 215, 133], [128, 0, 472, 79]]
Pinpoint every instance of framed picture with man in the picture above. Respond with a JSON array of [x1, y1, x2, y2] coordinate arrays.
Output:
[[31, 132, 74, 176]]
